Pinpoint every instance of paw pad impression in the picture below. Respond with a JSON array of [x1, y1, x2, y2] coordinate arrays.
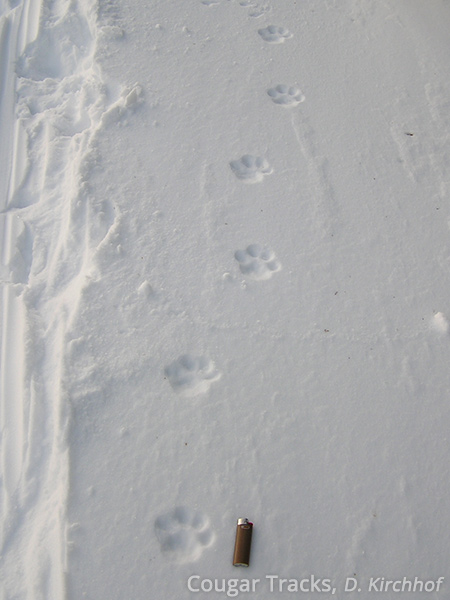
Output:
[[165, 354, 221, 397], [267, 84, 305, 107], [235, 244, 281, 280], [230, 154, 272, 183], [155, 507, 214, 563]]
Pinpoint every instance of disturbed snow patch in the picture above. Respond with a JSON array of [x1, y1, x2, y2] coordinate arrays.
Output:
[[0, 0, 143, 598], [431, 312, 449, 334]]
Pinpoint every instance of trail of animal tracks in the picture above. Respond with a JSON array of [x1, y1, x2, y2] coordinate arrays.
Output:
[[1, 0, 450, 598]]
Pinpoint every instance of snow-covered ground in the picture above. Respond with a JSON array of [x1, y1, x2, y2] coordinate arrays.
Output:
[[2, 0, 450, 598]]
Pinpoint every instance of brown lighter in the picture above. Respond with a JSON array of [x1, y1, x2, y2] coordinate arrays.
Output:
[[233, 518, 253, 567]]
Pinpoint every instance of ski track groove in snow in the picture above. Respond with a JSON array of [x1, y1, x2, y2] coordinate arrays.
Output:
[[0, 0, 142, 595], [289, 110, 339, 238], [390, 81, 450, 203], [0, 285, 26, 504]]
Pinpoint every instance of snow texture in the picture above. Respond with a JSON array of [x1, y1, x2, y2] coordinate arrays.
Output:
[[2, 0, 450, 598]]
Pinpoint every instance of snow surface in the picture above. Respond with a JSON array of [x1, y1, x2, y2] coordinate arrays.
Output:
[[1, 0, 450, 598]]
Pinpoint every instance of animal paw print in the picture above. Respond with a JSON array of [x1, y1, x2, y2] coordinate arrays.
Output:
[[240, 0, 269, 17], [230, 155, 272, 183], [164, 354, 221, 397], [258, 25, 293, 43], [201, 0, 267, 17], [235, 244, 281, 280], [267, 84, 305, 107], [155, 507, 214, 563]]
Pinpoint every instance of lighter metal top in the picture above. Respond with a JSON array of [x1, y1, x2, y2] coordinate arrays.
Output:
[[237, 518, 252, 526]]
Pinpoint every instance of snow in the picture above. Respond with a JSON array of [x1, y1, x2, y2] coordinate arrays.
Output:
[[1, 0, 450, 598]]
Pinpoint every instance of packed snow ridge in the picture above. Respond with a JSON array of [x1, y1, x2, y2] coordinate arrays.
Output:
[[1, 0, 141, 595]]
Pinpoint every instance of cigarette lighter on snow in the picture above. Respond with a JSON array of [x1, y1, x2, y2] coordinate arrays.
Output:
[[233, 518, 253, 567]]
